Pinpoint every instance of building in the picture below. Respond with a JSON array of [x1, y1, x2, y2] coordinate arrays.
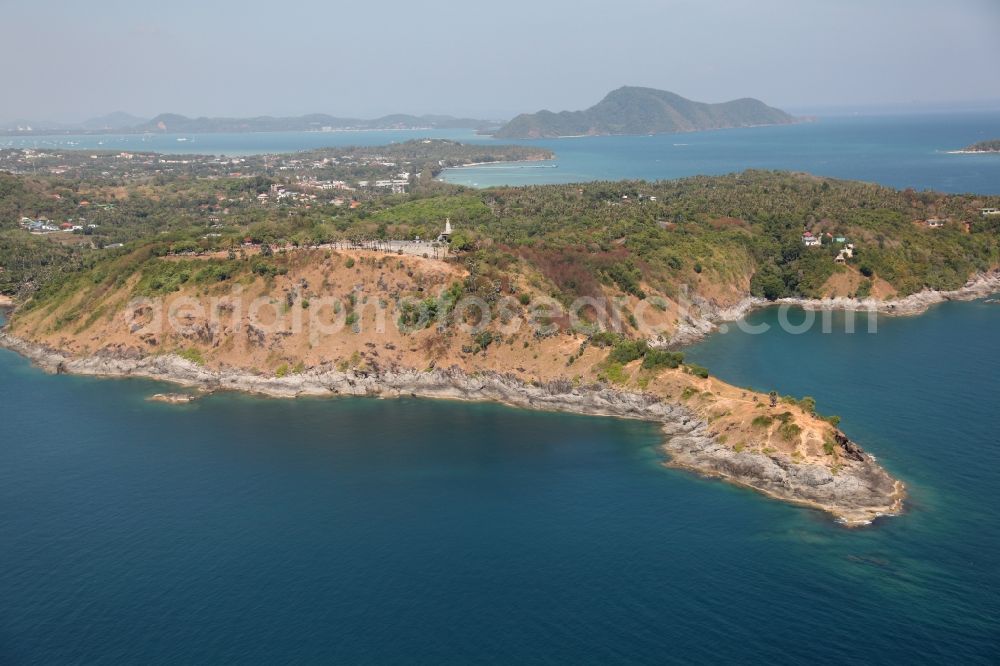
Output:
[[802, 231, 821, 247], [926, 218, 946, 228], [437, 218, 453, 243], [981, 208, 1000, 217]]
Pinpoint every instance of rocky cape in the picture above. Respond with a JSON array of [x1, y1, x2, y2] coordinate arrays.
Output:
[[0, 329, 902, 526], [667, 270, 1000, 347]]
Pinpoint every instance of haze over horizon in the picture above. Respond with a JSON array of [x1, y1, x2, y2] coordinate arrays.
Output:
[[3, 0, 999, 124]]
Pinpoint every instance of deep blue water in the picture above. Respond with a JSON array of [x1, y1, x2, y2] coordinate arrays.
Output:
[[6, 112, 1000, 194], [1, 299, 999, 663], [441, 112, 1000, 194]]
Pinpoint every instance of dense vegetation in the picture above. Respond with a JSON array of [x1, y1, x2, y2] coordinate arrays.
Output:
[[3, 151, 999, 311], [495, 86, 795, 138]]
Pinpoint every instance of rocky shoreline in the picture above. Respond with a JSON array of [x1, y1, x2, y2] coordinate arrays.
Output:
[[669, 270, 1000, 347], [0, 329, 902, 526]]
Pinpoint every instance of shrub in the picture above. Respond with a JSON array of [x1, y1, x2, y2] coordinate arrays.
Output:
[[474, 331, 495, 350], [778, 422, 802, 442], [641, 349, 684, 370], [603, 260, 646, 298], [686, 363, 709, 379], [177, 348, 205, 365], [799, 396, 816, 415], [589, 331, 620, 348], [600, 362, 628, 385], [608, 339, 648, 364]]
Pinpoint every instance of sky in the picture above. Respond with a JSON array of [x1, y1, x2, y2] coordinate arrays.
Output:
[[3, 0, 1000, 123]]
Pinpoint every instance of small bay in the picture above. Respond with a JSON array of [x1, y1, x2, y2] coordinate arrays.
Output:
[[2, 300, 999, 662]]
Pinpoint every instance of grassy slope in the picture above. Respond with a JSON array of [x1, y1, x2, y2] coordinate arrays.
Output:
[[9, 246, 849, 478]]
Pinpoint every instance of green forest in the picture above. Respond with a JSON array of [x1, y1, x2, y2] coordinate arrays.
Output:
[[3, 145, 1000, 307]]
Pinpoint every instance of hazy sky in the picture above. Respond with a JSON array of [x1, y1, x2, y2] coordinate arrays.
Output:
[[3, 0, 999, 122]]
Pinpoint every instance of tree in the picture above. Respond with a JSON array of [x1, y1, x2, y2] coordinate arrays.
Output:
[[750, 264, 787, 300]]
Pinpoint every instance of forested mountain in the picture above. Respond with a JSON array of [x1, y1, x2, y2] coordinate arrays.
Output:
[[494, 86, 797, 138]]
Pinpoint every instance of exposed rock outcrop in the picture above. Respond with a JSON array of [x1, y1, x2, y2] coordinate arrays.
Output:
[[668, 271, 1000, 347], [0, 330, 902, 526], [148, 392, 198, 404]]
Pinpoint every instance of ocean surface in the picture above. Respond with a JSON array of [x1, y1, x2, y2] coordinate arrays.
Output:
[[440, 112, 1000, 194], [0, 128, 478, 156], [6, 111, 1000, 194], [1, 299, 999, 663]]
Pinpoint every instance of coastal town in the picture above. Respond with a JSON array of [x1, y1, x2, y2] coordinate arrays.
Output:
[[0, 140, 550, 186]]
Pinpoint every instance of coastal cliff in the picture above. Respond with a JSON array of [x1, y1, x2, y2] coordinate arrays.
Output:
[[667, 270, 1000, 347], [0, 242, 916, 525], [0, 329, 902, 526]]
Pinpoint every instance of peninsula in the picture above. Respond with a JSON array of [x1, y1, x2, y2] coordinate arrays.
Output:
[[493, 86, 797, 138], [5, 143, 1000, 524], [954, 139, 1000, 153]]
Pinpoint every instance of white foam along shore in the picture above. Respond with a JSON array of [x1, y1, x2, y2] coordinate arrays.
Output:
[[0, 327, 903, 527], [668, 270, 1000, 347]]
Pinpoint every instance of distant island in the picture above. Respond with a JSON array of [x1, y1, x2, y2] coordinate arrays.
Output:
[[954, 139, 1000, 153], [134, 113, 495, 134], [0, 112, 498, 136], [493, 86, 797, 139]]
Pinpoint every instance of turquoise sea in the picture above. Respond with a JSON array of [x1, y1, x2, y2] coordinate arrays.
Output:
[[5, 111, 1000, 194], [1, 299, 999, 663], [3, 113, 1000, 662], [440, 112, 1000, 194]]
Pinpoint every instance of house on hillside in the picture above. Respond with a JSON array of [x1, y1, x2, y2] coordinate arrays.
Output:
[[981, 207, 1000, 217], [802, 231, 821, 247], [834, 243, 855, 265], [925, 218, 947, 228]]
